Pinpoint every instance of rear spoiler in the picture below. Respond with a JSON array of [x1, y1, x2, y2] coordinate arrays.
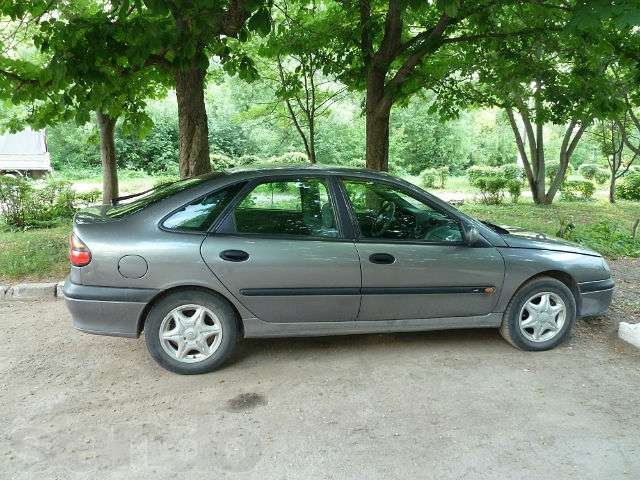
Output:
[[110, 186, 157, 206]]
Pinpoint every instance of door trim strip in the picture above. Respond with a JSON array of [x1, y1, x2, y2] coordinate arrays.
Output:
[[239, 286, 495, 296], [240, 287, 361, 296]]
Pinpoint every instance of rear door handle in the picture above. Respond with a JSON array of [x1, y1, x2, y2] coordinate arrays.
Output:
[[220, 249, 250, 262], [369, 253, 395, 264]]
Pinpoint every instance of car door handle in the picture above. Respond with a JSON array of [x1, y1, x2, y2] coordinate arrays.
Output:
[[369, 253, 395, 265], [220, 249, 250, 262]]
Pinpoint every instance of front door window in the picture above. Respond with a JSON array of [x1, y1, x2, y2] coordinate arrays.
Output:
[[341, 179, 463, 243]]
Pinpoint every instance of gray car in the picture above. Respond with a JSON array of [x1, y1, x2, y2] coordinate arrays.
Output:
[[63, 167, 614, 374]]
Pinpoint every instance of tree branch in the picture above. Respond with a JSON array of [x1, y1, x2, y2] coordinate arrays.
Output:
[[276, 55, 311, 159], [375, 0, 403, 66], [359, 0, 374, 67], [441, 27, 558, 45], [506, 108, 535, 193], [386, 14, 451, 91]]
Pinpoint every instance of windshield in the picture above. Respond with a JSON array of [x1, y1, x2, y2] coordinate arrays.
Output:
[[106, 175, 218, 219]]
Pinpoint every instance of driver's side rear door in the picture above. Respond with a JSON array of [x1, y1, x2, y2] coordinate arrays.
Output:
[[340, 177, 505, 321]]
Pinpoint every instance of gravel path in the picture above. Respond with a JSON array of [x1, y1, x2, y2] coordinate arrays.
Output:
[[1, 261, 639, 479]]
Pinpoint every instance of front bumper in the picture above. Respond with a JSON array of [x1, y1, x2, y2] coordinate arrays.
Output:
[[577, 278, 614, 318], [63, 280, 158, 338]]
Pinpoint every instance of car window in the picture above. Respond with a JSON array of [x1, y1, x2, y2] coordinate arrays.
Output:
[[162, 183, 242, 232], [106, 173, 223, 218], [232, 178, 338, 238], [342, 179, 463, 243]]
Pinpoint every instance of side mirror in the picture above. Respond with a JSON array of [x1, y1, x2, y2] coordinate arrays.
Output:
[[463, 225, 482, 247]]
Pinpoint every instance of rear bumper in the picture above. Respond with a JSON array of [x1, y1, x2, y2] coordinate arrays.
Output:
[[577, 278, 614, 318], [63, 280, 158, 338]]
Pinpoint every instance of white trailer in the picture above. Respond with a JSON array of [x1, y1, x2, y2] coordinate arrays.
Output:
[[0, 128, 51, 176]]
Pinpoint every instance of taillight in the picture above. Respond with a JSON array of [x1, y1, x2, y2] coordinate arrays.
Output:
[[69, 234, 92, 267]]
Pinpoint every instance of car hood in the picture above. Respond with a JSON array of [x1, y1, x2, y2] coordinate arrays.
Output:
[[498, 225, 601, 257]]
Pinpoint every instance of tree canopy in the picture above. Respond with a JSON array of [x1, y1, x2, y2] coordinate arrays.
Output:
[[1, 0, 640, 205]]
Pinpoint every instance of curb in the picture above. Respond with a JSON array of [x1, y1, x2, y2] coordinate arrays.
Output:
[[0, 281, 65, 301], [618, 322, 640, 349]]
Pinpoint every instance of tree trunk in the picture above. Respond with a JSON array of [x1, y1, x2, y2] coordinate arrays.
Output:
[[506, 107, 546, 204], [531, 150, 547, 204], [365, 69, 391, 171], [365, 111, 390, 171], [545, 121, 588, 204], [308, 118, 316, 164], [544, 151, 568, 204], [175, 61, 211, 179], [96, 111, 118, 205], [609, 175, 616, 203]]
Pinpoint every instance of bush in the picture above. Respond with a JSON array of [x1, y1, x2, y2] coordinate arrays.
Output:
[[561, 180, 595, 201], [546, 163, 573, 183], [475, 176, 508, 204], [0, 176, 33, 228], [500, 164, 524, 182], [617, 172, 640, 201], [0, 175, 79, 229], [420, 169, 437, 188], [507, 179, 522, 203], [468, 165, 500, 185], [469, 164, 522, 204], [469, 164, 522, 184], [420, 166, 449, 189], [579, 164, 609, 184], [434, 166, 449, 189], [74, 190, 102, 207], [116, 112, 179, 173]]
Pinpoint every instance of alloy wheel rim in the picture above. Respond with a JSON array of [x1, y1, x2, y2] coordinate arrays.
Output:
[[518, 291, 566, 343], [159, 304, 223, 363]]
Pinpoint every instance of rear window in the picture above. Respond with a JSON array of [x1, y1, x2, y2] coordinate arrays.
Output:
[[106, 175, 219, 219], [162, 183, 243, 232]]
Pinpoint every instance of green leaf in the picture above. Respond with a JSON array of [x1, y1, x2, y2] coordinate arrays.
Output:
[[437, 0, 459, 17], [142, 0, 169, 14], [247, 7, 271, 36]]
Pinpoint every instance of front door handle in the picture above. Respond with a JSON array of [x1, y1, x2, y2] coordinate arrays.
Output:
[[220, 249, 250, 262], [369, 253, 395, 265]]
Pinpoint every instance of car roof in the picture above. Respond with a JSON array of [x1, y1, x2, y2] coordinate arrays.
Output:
[[200, 164, 396, 187]]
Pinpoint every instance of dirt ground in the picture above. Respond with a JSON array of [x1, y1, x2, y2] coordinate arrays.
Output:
[[1, 261, 639, 480]]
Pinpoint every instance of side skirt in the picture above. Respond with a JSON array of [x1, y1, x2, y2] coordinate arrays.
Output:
[[242, 313, 504, 338]]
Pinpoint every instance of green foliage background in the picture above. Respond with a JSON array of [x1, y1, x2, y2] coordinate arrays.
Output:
[[46, 77, 606, 176]]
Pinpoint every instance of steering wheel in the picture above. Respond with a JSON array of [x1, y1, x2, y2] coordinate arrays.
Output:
[[370, 200, 396, 237]]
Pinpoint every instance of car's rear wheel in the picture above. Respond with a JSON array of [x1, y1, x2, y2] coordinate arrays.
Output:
[[499, 276, 576, 351], [144, 290, 238, 374]]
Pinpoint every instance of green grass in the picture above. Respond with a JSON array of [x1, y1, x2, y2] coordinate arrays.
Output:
[[459, 199, 640, 258], [442, 175, 473, 192], [53, 168, 159, 195], [0, 223, 72, 282]]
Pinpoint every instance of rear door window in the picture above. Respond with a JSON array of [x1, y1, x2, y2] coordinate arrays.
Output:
[[229, 178, 338, 238]]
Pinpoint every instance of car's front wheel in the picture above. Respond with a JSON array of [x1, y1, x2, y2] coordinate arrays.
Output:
[[144, 290, 238, 374], [500, 276, 577, 351]]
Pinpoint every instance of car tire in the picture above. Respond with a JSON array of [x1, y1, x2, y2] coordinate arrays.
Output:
[[144, 290, 239, 374], [499, 276, 577, 351]]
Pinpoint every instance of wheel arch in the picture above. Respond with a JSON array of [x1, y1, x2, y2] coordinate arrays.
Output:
[[512, 270, 581, 313], [137, 285, 244, 337]]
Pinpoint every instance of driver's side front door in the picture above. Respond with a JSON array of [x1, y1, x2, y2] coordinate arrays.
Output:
[[340, 178, 505, 321]]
